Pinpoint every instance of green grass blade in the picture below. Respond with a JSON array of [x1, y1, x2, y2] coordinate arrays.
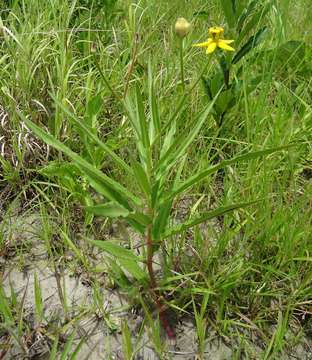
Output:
[[0, 286, 14, 324], [121, 321, 134, 360], [34, 272, 43, 325], [61, 231, 88, 268]]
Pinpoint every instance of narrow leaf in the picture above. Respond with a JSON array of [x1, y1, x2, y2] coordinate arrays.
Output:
[[52, 95, 133, 176], [162, 145, 295, 205], [90, 240, 144, 262], [22, 115, 142, 207], [148, 61, 161, 142], [90, 240, 147, 282], [119, 258, 147, 282], [164, 201, 259, 238], [158, 90, 221, 176], [220, 0, 236, 28], [86, 202, 130, 218], [131, 160, 151, 198], [232, 27, 268, 64], [34, 272, 43, 324]]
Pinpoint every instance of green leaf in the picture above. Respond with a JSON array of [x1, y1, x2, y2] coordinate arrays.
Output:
[[61, 231, 88, 268], [87, 94, 102, 118], [121, 321, 133, 360], [51, 95, 133, 176], [119, 258, 147, 282], [39, 161, 78, 178], [220, 0, 236, 28], [22, 115, 141, 208], [90, 240, 147, 281], [82, 172, 130, 209], [136, 84, 150, 150], [164, 200, 259, 238], [60, 330, 76, 360], [86, 202, 130, 218], [107, 257, 133, 288], [214, 89, 236, 114], [34, 272, 43, 324], [232, 27, 268, 64], [127, 212, 152, 226], [148, 60, 161, 143], [131, 159, 151, 198], [91, 240, 144, 261], [158, 90, 221, 176], [152, 199, 173, 241], [162, 145, 295, 204], [236, 0, 258, 33], [0, 286, 14, 324], [237, 3, 271, 46]]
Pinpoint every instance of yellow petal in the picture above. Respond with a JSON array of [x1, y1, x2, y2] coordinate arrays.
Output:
[[206, 41, 217, 54], [221, 39, 234, 44], [218, 40, 235, 52], [193, 39, 212, 48]]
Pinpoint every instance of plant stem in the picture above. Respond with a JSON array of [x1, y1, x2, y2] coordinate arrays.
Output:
[[146, 224, 175, 338], [179, 38, 185, 92], [161, 57, 212, 135]]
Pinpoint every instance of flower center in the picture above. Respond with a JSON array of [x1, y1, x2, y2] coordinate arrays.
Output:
[[209, 26, 224, 41]]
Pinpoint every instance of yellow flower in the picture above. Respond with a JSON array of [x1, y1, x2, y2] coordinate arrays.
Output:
[[193, 26, 235, 54]]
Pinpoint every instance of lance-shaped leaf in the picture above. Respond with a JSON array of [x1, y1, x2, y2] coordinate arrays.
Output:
[[22, 115, 142, 208], [236, 3, 271, 46], [86, 202, 130, 218], [86, 202, 151, 227], [236, 0, 258, 34], [232, 27, 268, 64], [161, 145, 295, 205], [148, 60, 161, 143], [220, 0, 236, 28], [157, 89, 221, 177], [90, 240, 147, 282], [164, 200, 260, 238], [52, 95, 133, 176]]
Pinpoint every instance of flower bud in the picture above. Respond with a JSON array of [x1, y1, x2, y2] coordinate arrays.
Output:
[[175, 18, 191, 38]]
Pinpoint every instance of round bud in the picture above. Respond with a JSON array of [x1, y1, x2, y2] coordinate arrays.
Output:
[[175, 18, 191, 38]]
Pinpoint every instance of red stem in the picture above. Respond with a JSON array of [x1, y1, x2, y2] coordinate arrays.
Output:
[[146, 225, 175, 339]]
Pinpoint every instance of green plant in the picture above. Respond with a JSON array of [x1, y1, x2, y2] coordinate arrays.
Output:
[[21, 51, 293, 337], [201, 0, 273, 126]]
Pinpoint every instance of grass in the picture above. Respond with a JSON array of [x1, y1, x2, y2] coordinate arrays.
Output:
[[0, 0, 311, 359]]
